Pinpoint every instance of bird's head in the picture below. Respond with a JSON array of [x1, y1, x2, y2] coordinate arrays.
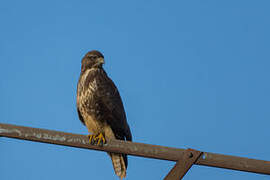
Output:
[[81, 50, 105, 72]]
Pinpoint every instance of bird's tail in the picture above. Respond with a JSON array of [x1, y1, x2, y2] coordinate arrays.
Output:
[[109, 153, 127, 179]]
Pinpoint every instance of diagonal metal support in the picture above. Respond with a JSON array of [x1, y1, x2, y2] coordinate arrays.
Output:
[[164, 148, 202, 180]]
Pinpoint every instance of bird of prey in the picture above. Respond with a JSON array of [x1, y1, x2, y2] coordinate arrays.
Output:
[[76, 50, 132, 179]]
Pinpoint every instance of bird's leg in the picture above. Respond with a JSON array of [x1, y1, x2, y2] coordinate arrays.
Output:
[[87, 134, 96, 145], [96, 133, 106, 146], [87, 133, 106, 146]]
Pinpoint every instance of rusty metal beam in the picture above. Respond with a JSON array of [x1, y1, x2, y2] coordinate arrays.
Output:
[[0, 123, 270, 176], [164, 149, 202, 180]]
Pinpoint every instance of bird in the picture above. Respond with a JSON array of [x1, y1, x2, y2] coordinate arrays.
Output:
[[76, 50, 132, 179]]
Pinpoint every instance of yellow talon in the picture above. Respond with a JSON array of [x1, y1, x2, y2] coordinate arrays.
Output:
[[87, 134, 95, 144], [96, 133, 106, 146], [87, 133, 106, 146]]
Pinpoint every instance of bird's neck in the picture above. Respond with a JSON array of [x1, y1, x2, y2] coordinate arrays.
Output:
[[81, 66, 103, 74]]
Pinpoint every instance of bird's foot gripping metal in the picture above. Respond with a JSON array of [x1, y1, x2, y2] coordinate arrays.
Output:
[[87, 133, 106, 146]]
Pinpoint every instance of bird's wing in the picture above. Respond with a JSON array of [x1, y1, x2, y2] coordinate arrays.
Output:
[[96, 70, 132, 141]]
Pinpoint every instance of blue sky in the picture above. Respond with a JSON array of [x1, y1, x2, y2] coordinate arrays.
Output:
[[1, 0, 270, 179]]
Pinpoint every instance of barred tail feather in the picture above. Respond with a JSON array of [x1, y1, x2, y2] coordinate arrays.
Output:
[[110, 153, 127, 179]]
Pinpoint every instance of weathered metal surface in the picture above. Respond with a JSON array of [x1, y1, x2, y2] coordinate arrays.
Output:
[[164, 149, 202, 180], [198, 152, 270, 175], [0, 123, 270, 175], [0, 123, 185, 161]]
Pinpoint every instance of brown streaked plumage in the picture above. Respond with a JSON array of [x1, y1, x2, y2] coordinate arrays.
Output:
[[76, 50, 132, 179]]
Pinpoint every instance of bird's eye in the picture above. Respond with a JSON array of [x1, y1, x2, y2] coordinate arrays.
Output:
[[90, 56, 97, 60]]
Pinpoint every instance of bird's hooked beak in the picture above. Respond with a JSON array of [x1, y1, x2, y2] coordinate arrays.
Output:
[[98, 57, 105, 65]]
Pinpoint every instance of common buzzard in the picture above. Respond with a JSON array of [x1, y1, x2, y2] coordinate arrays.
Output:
[[76, 50, 132, 179]]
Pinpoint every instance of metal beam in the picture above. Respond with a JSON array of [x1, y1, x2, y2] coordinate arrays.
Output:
[[0, 123, 270, 176], [164, 149, 202, 180]]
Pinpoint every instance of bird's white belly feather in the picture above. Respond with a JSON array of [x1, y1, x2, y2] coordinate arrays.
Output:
[[84, 114, 102, 134]]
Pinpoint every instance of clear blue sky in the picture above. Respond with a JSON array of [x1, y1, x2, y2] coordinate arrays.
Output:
[[1, 0, 269, 179]]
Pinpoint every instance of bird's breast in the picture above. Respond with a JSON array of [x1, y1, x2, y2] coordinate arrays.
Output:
[[77, 68, 105, 133]]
